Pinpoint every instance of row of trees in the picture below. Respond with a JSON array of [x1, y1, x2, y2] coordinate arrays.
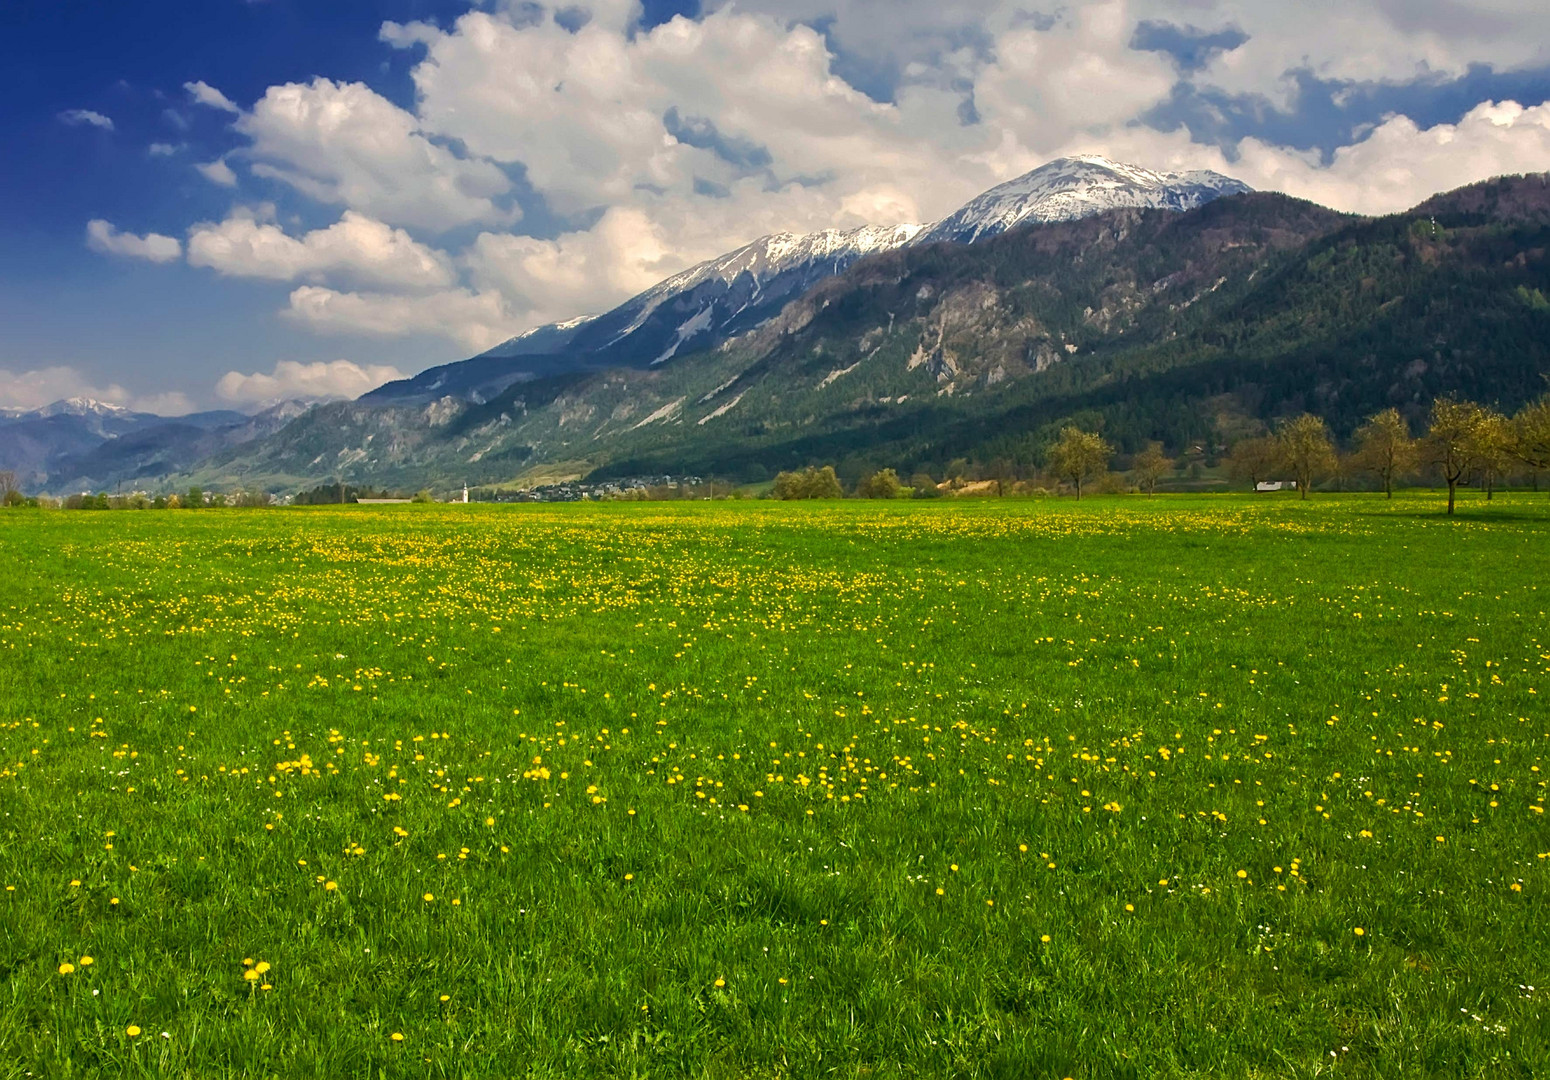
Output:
[[773, 394, 1550, 508], [1227, 396, 1550, 512]]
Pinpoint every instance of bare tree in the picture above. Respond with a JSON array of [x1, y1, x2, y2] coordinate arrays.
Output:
[[1048, 426, 1112, 500], [1130, 442, 1172, 496], [1513, 394, 1550, 490], [0, 470, 17, 505], [1226, 436, 1279, 491], [1424, 398, 1486, 515], [1276, 414, 1336, 500], [1353, 408, 1418, 498], [1473, 409, 1513, 500]]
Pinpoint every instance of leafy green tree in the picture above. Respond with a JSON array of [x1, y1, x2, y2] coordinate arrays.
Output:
[[1424, 398, 1487, 515], [1130, 442, 1172, 496], [1047, 426, 1112, 500], [1276, 414, 1336, 500], [1512, 395, 1550, 489], [772, 465, 844, 499], [859, 468, 903, 499], [186, 487, 203, 509], [1353, 408, 1417, 498], [1226, 436, 1279, 490]]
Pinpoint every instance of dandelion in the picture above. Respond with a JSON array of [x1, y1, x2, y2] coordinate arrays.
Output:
[[713, 977, 725, 988], [1040, 934, 1051, 943], [423, 892, 435, 902], [1354, 927, 1365, 936], [325, 881, 337, 891], [390, 1032, 404, 1043], [624, 873, 634, 881], [126, 1025, 141, 1038], [58, 962, 75, 975]]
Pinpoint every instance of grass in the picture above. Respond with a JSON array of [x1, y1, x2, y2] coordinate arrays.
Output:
[[0, 493, 1545, 1078]]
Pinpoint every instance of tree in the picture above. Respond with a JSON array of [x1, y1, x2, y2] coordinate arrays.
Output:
[[1130, 442, 1172, 496], [909, 472, 941, 498], [1424, 397, 1487, 515], [1473, 408, 1513, 500], [186, 486, 204, 509], [859, 468, 903, 499], [772, 465, 844, 499], [1047, 426, 1112, 500], [1276, 414, 1336, 500], [1352, 408, 1417, 498], [1512, 394, 1550, 490], [1226, 436, 1280, 490]]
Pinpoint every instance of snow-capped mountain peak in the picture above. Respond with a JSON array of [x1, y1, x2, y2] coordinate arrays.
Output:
[[30, 397, 136, 419], [916, 155, 1251, 245]]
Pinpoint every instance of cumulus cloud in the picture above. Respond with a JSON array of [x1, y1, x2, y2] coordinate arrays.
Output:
[[196, 158, 238, 186], [1233, 99, 1550, 215], [151, 0, 1550, 358], [58, 108, 114, 131], [0, 365, 192, 415], [188, 209, 457, 290], [237, 77, 517, 231], [85, 220, 182, 263], [148, 142, 181, 157], [283, 286, 519, 351], [184, 79, 241, 113], [214, 359, 407, 405]]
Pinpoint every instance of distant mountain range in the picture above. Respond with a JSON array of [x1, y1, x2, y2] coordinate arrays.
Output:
[[7, 158, 1548, 494], [0, 398, 305, 491]]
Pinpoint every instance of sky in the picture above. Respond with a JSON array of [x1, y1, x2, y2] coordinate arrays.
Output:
[[3, 0, 1550, 415]]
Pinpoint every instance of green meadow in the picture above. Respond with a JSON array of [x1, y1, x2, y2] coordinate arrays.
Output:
[[0, 495, 1545, 1078]]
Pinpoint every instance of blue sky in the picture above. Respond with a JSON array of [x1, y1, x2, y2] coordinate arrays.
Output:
[[3, 0, 1549, 413]]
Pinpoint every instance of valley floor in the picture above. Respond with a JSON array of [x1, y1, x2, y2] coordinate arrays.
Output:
[[0, 493, 1545, 1078]]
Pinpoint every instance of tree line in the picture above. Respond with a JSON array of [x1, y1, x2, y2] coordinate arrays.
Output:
[[771, 395, 1550, 513]]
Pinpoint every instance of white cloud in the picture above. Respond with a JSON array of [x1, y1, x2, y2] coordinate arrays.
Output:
[[188, 209, 457, 290], [0, 365, 192, 415], [196, 158, 238, 186], [85, 220, 183, 263], [283, 286, 518, 351], [214, 359, 407, 405], [119, 0, 1550, 358], [58, 108, 114, 131], [1232, 99, 1550, 215], [237, 77, 517, 231], [148, 142, 181, 157], [184, 79, 241, 113]]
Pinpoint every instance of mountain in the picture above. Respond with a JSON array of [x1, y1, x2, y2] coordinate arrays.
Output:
[[0, 399, 313, 491], [180, 172, 1550, 493], [368, 160, 1251, 408], [366, 223, 928, 406], [915, 155, 1251, 244]]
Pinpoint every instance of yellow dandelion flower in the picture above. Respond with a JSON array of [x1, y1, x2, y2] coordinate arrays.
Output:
[[390, 1032, 404, 1042], [254, 961, 270, 975], [1353, 927, 1365, 936], [1040, 934, 1051, 943], [79, 956, 93, 966], [126, 1025, 141, 1038], [423, 892, 435, 902], [713, 978, 725, 988], [58, 962, 75, 975]]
